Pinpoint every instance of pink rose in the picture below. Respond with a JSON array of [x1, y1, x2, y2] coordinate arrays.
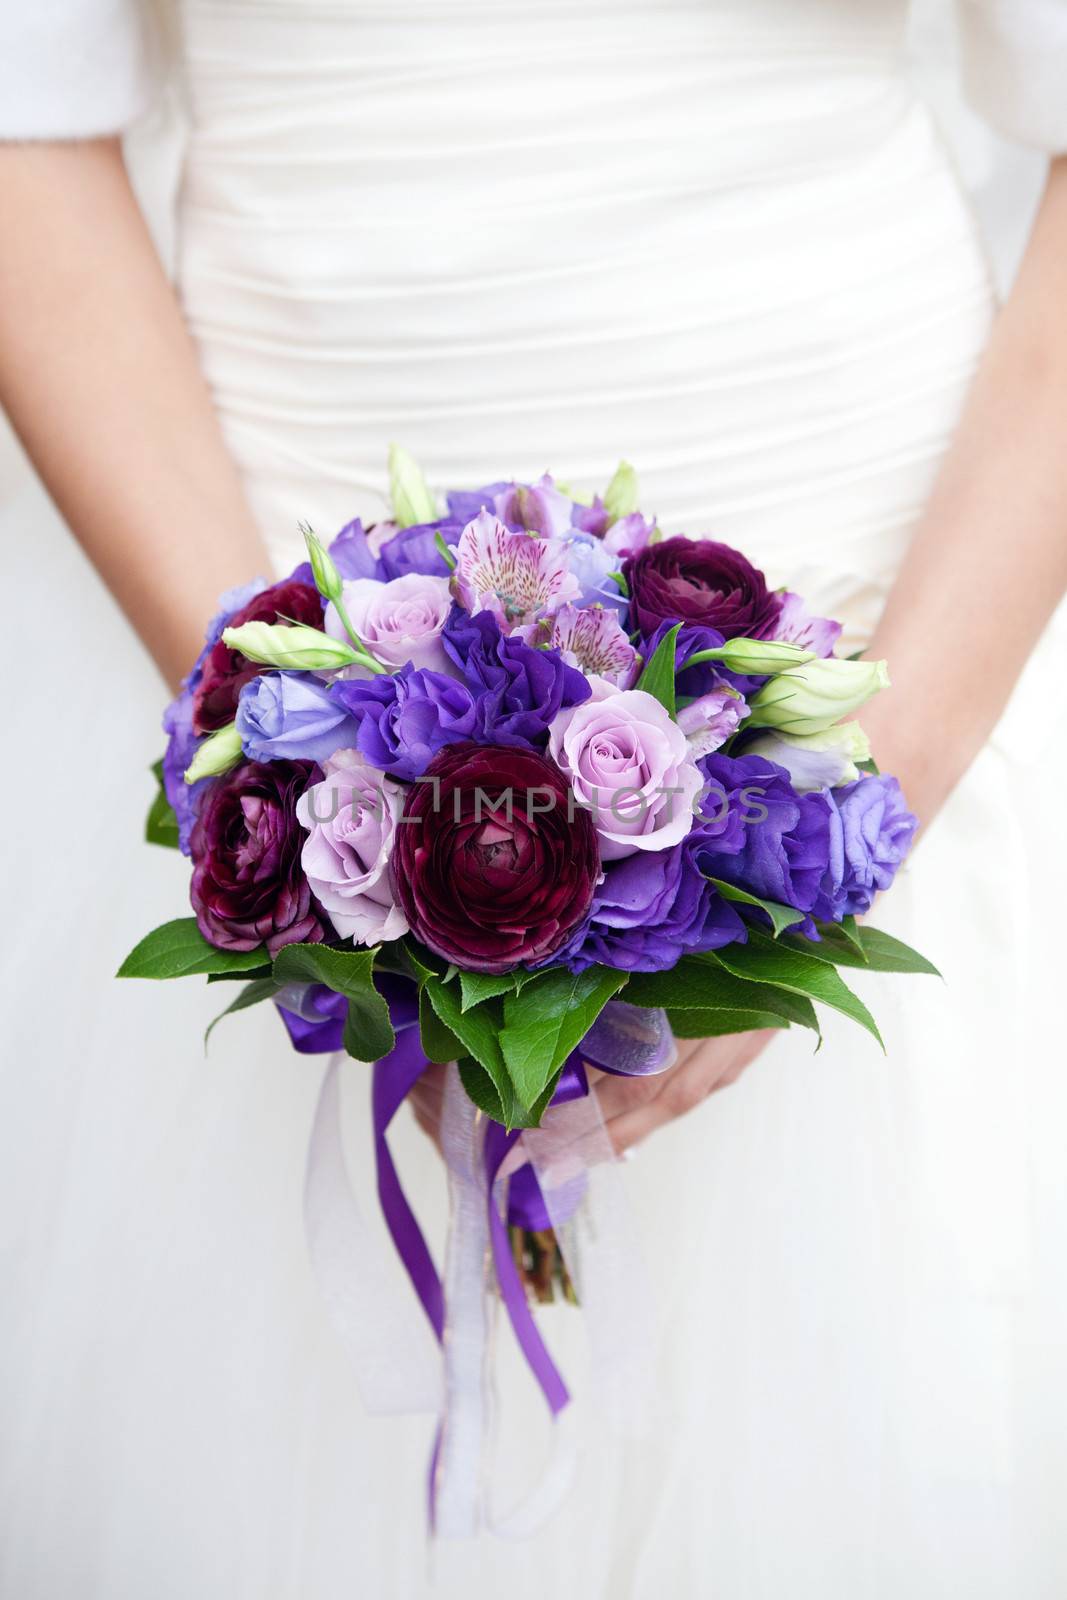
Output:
[[325, 573, 453, 672], [295, 749, 408, 945], [548, 689, 704, 860]]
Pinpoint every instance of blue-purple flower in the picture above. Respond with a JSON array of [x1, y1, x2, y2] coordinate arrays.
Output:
[[816, 774, 917, 920], [558, 834, 747, 973], [236, 671, 359, 765], [330, 664, 479, 780], [443, 606, 591, 746], [699, 751, 833, 921]]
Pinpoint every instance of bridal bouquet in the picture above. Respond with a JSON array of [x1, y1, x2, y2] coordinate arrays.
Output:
[[120, 449, 933, 1526]]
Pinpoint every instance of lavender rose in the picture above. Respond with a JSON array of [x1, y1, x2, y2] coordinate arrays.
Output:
[[624, 536, 782, 640], [296, 749, 408, 944], [324, 572, 454, 672], [548, 688, 704, 859], [190, 759, 327, 954]]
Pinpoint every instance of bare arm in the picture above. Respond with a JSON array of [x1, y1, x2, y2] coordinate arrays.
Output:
[[862, 155, 1067, 824], [0, 137, 271, 691], [597, 156, 1067, 1151]]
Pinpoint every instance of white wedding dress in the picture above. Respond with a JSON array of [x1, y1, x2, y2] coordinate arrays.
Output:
[[3, 2, 1067, 1596]]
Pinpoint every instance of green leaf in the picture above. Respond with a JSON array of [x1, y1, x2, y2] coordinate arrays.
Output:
[[419, 986, 464, 1064], [855, 758, 881, 776], [634, 623, 681, 717], [145, 759, 180, 849], [498, 965, 627, 1110], [207, 965, 273, 983], [666, 1006, 792, 1040], [424, 979, 521, 1126], [271, 943, 395, 1062], [205, 977, 279, 1048], [117, 918, 269, 980], [704, 877, 807, 938], [625, 956, 820, 1035], [459, 970, 517, 1012], [837, 915, 867, 959], [458, 1058, 506, 1123], [434, 530, 457, 571], [712, 931, 884, 1049], [786, 924, 941, 978]]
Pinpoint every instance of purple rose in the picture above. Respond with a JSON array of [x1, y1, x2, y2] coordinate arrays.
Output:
[[445, 483, 511, 524], [559, 835, 746, 973], [190, 759, 327, 954], [624, 536, 782, 640], [817, 774, 917, 920], [548, 688, 704, 859], [324, 572, 453, 672], [330, 664, 479, 779], [699, 751, 832, 921], [296, 750, 409, 944], [235, 671, 359, 764], [443, 605, 591, 746]]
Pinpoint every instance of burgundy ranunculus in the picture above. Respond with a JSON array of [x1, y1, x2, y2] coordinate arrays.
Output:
[[192, 579, 324, 733], [393, 742, 599, 974], [190, 759, 327, 954], [623, 536, 782, 640]]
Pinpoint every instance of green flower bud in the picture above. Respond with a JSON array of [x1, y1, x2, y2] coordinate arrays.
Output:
[[221, 621, 383, 674], [748, 657, 889, 736], [184, 722, 243, 785], [300, 523, 343, 605], [388, 442, 437, 529], [744, 720, 871, 791], [686, 637, 815, 675], [602, 459, 640, 525]]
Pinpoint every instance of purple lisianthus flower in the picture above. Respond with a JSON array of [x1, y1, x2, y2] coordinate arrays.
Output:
[[560, 532, 629, 618], [443, 605, 591, 746], [641, 620, 756, 699], [376, 519, 464, 581], [274, 984, 348, 1054], [162, 687, 208, 855], [570, 501, 655, 558], [771, 590, 842, 658], [676, 687, 748, 757], [330, 663, 479, 779], [236, 671, 359, 764], [446, 482, 511, 524], [161, 576, 272, 855], [699, 751, 833, 922], [816, 774, 917, 920], [558, 833, 747, 974]]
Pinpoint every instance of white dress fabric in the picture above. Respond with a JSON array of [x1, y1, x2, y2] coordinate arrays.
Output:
[[2, 2, 1067, 1597]]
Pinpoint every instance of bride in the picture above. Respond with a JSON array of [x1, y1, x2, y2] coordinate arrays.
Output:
[[2, 1, 1066, 1595]]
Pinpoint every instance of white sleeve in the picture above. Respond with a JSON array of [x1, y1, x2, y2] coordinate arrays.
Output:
[[955, 0, 1067, 151], [0, 0, 157, 140]]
